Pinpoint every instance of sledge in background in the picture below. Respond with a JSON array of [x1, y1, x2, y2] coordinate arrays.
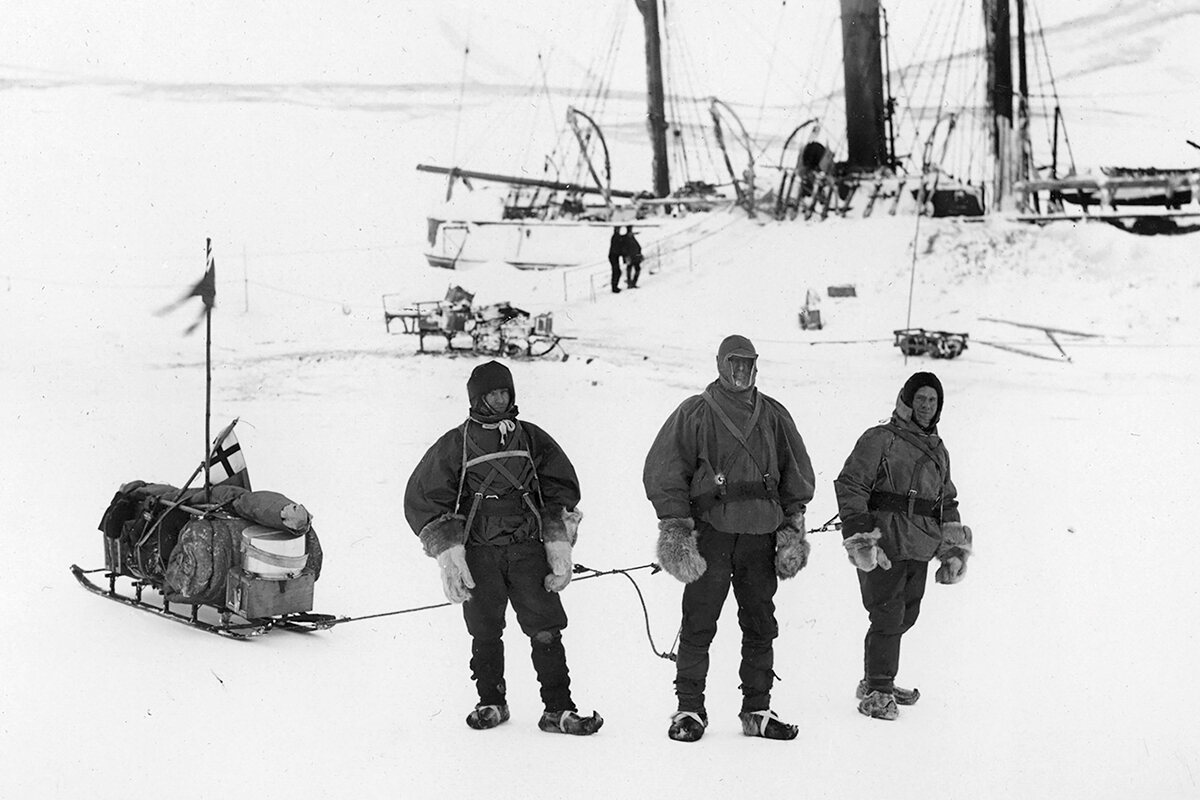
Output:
[[382, 285, 573, 359]]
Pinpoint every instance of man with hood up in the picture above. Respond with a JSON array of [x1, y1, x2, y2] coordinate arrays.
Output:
[[643, 335, 815, 742], [834, 371, 973, 721], [404, 360, 603, 736]]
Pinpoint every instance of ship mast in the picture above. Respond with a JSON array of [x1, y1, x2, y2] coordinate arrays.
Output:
[[984, 0, 1015, 210], [635, 0, 671, 197], [839, 0, 888, 172]]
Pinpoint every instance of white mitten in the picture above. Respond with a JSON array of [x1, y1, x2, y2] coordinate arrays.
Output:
[[544, 540, 573, 592], [843, 529, 892, 572], [436, 544, 475, 603]]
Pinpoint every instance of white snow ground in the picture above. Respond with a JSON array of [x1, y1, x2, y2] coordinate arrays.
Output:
[[3, 2, 1200, 799]]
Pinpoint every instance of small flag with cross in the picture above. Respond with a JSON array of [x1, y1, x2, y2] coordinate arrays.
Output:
[[208, 418, 251, 490]]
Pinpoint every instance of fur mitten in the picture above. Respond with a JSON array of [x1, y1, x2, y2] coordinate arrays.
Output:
[[542, 506, 583, 545], [544, 540, 573, 592], [774, 512, 809, 579], [436, 544, 475, 603], [656, 517, 707, 583], [418, 513, 468, 558], [843, 529, 892, 572], [935, 522, 973, 584]]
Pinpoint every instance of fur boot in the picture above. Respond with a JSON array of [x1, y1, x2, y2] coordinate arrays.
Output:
[[656, 517, 706, 583], [843, 528, 892, 572], [774, 512, 809, 579], [418, 513, 467, 558], [466, 704, 510, 730], [739, 709, 799, 740], [538, 709, 604, 735], [857, 679, 919, 706], [858, 690, 899, 720], [543, 540, 573, 592], [668, 710, 708, 742], [542, 506, 582, 545]]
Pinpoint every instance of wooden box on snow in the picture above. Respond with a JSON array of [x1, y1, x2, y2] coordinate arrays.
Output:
[[225, 569, 314, 619]]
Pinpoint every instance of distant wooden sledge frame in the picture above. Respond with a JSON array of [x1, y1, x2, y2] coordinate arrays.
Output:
[[1013, 172, 1200, 232], [893, 328, 968, 359], [381, 293, 573, 359]]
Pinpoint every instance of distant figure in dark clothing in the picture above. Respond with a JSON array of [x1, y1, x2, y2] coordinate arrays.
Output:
[[623, 226, 643, 288], [608, 227, 623, 294]]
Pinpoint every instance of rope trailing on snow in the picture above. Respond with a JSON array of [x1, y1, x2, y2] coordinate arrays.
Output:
[[575, 562, 677, 662], [323, 561, 677, 661]]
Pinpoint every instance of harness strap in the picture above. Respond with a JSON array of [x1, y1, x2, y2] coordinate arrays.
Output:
[[692, 480, 780, 514], [701, 390, 775, 490], [456, 420, 543, 538]]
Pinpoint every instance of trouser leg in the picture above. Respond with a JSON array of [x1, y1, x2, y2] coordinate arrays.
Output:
[[858, 559, 928, 693], [732, 533, 780, 713], [507, 541, 573, 711], [463, 546, 508, 706], [609, 256, 622, 291], [675, 529, 735, 712]]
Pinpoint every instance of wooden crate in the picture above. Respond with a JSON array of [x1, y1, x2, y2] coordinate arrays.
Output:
[[225, 569, 314, 619]]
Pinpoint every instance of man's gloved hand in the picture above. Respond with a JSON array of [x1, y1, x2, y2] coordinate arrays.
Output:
[[544, 540, 573, 592], [656, 517, 707, 583], [436, 544, 475, 603], [935, 522, 973, 584], [843, 529, 892, 572], [774, 512, 809, 579]]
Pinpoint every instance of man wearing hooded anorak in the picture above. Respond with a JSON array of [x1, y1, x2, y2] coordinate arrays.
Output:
[[404, 360, 603, 736], [834, 371, 973, 721], [643, 335, 815, 742]]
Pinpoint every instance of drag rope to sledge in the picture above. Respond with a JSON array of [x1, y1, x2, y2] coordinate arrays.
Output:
[[319, 562, 678, 661], [574, 562, 678, 662]]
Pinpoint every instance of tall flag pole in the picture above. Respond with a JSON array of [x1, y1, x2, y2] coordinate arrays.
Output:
[[203, 238, 215, 503]]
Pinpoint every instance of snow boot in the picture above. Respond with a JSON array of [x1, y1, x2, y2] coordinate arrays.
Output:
[[857, 679, 919, 706], [466, 703, 510, 730], [667, 710, 708, 742], [857, 690, 899, 721], [539, 709, 604, 736], [739, 709, 799, 740]]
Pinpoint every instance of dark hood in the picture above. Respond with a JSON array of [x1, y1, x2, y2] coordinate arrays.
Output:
[[715, 334, 758, 392], [894, 371, 944, 431], [467, 360, 518, 421]]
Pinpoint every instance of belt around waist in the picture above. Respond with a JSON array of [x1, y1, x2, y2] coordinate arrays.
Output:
[[867, 490, 941, 520]]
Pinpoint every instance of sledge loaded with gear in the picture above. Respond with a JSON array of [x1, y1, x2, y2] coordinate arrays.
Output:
[[892, 328, 968, 359], [382, 285, 572, 359], [72, 419, 339, 639]]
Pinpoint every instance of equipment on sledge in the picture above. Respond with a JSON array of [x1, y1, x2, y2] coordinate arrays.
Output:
[[892, 328, 968, 359], [383, 285, 573, 359], [74, 421, 343, 640]]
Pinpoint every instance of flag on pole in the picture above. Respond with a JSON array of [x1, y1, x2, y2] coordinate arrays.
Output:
[[208, 418, 251, 490], [158, 251, 216, 335]]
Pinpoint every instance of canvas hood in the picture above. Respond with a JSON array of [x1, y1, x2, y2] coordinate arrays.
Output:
[[715, 334, 758, 392], [894, 371, 944, 431]]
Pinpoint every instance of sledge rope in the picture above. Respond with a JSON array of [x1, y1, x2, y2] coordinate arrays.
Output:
[[322, 562, 677, 661], [807, 514, 842, 534]]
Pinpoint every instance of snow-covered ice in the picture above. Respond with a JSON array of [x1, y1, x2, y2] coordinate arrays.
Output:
[[2, 2, 1199, 798]]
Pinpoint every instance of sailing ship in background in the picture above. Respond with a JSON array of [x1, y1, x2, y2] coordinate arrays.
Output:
[[418, 0, 1200, 269], [418, 0, 740, 270]]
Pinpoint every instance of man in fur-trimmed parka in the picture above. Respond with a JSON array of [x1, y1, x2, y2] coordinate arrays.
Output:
[[404, 360, 603, 736], [834, 371, 973, 721], [643, 335, 815, 743]]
